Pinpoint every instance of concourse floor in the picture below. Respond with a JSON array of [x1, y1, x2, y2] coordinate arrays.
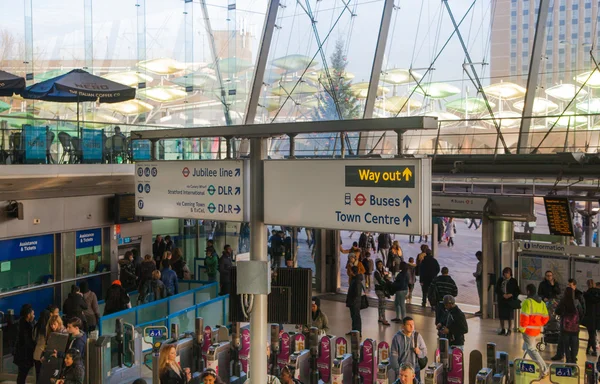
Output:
[[316, 297, 590, 380]]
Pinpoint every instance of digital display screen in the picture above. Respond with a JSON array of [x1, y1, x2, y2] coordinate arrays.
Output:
[[543, 197, 574, 236], [114, 194, 137, 224]]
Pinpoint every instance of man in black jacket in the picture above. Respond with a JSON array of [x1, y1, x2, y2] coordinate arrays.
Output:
[[436, 295, 468, 348], [419, 253, 440, 307], [62, 285, 88, 331], [152, 235, 166, 263], [219, 245, 234, 295], [538, 270, 561, 304], [14, 304, 35, 384], [429, 267, 459, 317]]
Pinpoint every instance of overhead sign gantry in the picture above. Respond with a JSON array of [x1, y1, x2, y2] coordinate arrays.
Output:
[[264, 159, 431, 235]]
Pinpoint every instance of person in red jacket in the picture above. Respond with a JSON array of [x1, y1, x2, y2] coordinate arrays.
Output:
[[519, 284, 549, 377]]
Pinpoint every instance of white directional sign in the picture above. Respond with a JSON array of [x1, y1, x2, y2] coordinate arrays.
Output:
[[135, 160, 249, 222], [264, 159, 431, 235], [432, 195, 488, 213]]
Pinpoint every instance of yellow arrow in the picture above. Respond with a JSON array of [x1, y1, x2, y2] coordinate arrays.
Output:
[[402, 167, 412, 181]]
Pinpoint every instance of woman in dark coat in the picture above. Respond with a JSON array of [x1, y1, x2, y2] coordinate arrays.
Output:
[[583, 280, 600, 356], [170, 248, 185, 280], [56, 348, 85, 384], [13, 304, 36, 384], [555, 287, 585, 363], [346, 266, 365, 335], [495, 267, 520, 336]]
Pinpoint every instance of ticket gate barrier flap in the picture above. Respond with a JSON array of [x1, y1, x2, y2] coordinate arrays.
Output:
[[317, 335, 340, 383], [584, 361, 597, 384], [486, 343, 497, 374], [375, 362, 390, 384], [332, 354, 353, 384], [289, 350, 311, 383], [492, 373, 505, 384], [447, 347, 464, 384], [476, 368, 493, 384], [425, 363, 444, 384], [89, 330, 143, 384], [507, 361, 515, 384], [513, 359, 540, 384], [549, 363, 580, 384], [358, 338, 376, 384], [207, 342, 232, 382], [239, 327, 251, 374]]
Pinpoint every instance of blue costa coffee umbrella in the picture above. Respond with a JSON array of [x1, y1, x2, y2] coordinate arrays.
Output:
[[0, 70, 26, 96]]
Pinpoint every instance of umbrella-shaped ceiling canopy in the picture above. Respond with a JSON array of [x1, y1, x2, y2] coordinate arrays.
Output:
[[20, 69, 136, 103], [272, 54, 318, 72], [0, 70, 26, 96]]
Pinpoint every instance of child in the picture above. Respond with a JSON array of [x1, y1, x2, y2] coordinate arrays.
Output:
[[362, 252, 374, 290], [406, 257, 417, 301]]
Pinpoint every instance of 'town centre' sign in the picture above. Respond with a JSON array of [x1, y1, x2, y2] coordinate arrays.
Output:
[[135, 160, 249, 222], [264, 159, 431, 235]]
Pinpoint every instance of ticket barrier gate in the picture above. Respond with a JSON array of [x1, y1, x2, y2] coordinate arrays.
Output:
[[330, 336, 352, 384], [425, 363, 444, 384], [315, 334, 346, 384], [165, 321, 205, 376], [375, 341, 390, 384], [584, 361, 598, 384], [513, 359, 540, 384], [229, 322, 246, 384], [476, 368, 493, 384], [486, 342, 511, 384], [88, 319, 142, 383], [549, 363, 579, 384]]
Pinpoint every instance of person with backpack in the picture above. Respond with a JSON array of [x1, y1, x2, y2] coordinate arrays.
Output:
[[428, 267, 458, 313], [62, 285, 88, 331], [361, 252, 374, 290], [359, 232, 376, 258], [389, 317, 427, 383], [555, 286, 585, 363], [374, 259, 392, 326], [270, 231, 286, 269], [519, 284, 550, 377], [150, 270, 167, 302], [160, 260, 179, 297]]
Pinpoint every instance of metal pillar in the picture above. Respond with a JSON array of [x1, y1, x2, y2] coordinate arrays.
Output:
[[84, 0, 93, 71], [431, 223, 438, 258], [150, 139, 158, 160], [358, 0, 395, 155], [517, 0, 550, 154], [23, 0, 33, 82], [249, 137, 267, 384], [199, 0, 233, 126], [493, 220, 514, 276], [481, 216, 493, 319], [363, 0, 394, 120], [245, 0, 280, 125]]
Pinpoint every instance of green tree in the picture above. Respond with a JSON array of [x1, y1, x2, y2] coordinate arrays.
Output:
[[311, 38, 361, 121]]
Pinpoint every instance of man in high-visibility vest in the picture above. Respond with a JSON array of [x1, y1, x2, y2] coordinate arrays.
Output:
[[520, 284, 550, 377]]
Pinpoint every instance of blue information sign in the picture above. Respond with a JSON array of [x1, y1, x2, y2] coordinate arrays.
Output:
[[146, 328, 163, 338], [555, 367, 573, 377], [132, 140, 151, 161], [82, 128, 103, 162], [519, 362, 536, 374], [0, 234, 54, 262], [23, 125, 47, 163], [75, 228, 102, 249]]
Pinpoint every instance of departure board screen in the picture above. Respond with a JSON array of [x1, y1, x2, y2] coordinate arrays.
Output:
[[543, 197, 574, 237]]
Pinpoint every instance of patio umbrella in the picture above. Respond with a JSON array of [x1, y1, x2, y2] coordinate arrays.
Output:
[[0, 70, 25, 96], [19, 69, 135, 130]]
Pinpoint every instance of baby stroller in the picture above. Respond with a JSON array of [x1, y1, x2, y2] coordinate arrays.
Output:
[[537, 300, 560, 351]]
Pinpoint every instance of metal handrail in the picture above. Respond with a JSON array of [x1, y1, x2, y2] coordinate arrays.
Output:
[[0, 271, 111, 299]]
